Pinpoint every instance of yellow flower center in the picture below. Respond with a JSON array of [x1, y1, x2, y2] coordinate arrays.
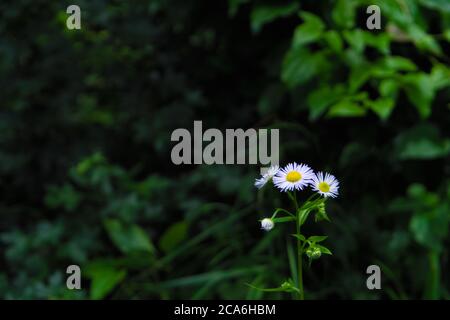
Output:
[[318, 182, 330, 193], [286, 171, 302, 183]]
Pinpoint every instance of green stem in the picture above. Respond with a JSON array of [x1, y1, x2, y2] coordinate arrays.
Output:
[[291, 191, 304, 300], [296, 213, 304, 300]]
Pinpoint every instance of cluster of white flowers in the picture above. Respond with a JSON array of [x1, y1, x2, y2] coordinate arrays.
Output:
[[256, 162, 340, 232], [255, 162, 339, 197]]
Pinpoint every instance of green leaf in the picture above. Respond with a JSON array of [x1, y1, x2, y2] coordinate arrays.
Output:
[[307, 85, 345, 120], [246, 279, 300, 293], [379, 79, 399, 98], [308, 236, 328, 243], [281, 48, 327, 88], [299, 208, 313, 226], [291, 234, 306, 241], [401, 73, 435, 118], [159, 221, 189, 254], [315, 244, 332, 255], [406, 24, 442, 56], [250, 2, 299, 33], [323, 30, 343, 52], [332, 0, 357, 29], [349, 65, 372, 93], [315, 210, 331, 222], [343, 29, 365, 53], [444, 30, 450, 42], [85, 261, 127, 300], [327, 100, 366, 118], [379, 56, 417, 72], [430, 64, 450, 90], [363, 32, 391, 54], [45, 184, 80, 211], [292, 12, 325, 48], [365, 97, 395, 120], [419, 0, 450, 13], [104, 219, 155, 255], [394, 123, 450, 160]]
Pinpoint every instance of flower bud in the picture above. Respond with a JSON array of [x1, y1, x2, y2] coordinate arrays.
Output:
[[261, 218, 274, 231], [306, 246, 321, 259]]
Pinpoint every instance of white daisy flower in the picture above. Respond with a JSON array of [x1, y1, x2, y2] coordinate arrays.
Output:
[[261, 218, 274, 231], [254, 165, 279, 189], [311, 172, 339, 198], [273, 162, 314, 192]]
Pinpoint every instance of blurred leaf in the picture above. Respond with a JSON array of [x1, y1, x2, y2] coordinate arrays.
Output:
[[228, 0, 249, 17], [250, 2, 299, 33], [159, 221, 189, 254], [343, 30, 365, 53], [394, 123, 450, 160], [379, 79, 399, 98], [292, 12, 325, 48], [332, 0, 357, 29], [401, 73, 435, 118], [407, 24, 442, 55], [45, 184, 80, 211], [365, 97, 395, 120], [281, 48, 327, 87], [380, 56, 417, 72], [104, 219, 155, 255], [315, 210, 331, 222], [307, 85, 345, 120], [419, 0, 450, 13], [327, 100, 366, 118], [339, 142, 370, 168], [315, 244, 332, 255], [85, 261, 127, 300], [291, 234, 306, 241], [323, 30, 343, 52], [308, 236, 328, 243]]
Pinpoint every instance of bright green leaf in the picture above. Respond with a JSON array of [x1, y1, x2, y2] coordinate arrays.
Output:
[[292, 12, 325, 48]]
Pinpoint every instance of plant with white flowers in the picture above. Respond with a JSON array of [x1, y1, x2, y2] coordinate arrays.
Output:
[[252, 162, 339, 300]]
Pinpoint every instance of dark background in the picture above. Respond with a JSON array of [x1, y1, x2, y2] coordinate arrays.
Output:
[[0, 0, 449, 299]]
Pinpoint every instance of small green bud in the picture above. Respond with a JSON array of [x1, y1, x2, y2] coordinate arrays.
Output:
[[306, 246, 321, 260]]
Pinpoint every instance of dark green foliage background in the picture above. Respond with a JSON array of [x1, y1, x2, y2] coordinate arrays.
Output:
[[0, 0, 449, 299]]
